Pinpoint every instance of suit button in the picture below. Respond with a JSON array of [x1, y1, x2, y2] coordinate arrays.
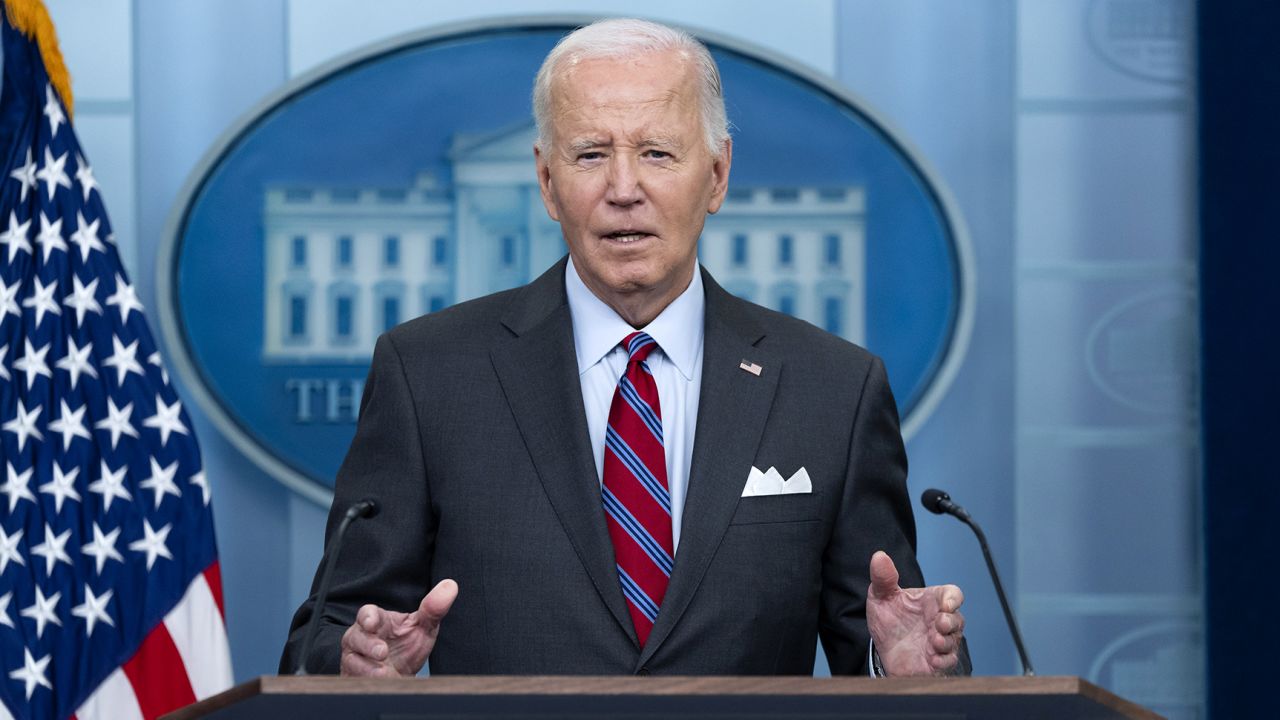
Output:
[[637, 668, 650, 676]]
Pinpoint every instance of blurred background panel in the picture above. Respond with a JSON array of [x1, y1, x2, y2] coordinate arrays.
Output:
[[39, 1, 1226, 718]]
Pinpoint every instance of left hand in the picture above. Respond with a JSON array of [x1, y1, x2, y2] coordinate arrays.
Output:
[[866, 550, 965, 676]]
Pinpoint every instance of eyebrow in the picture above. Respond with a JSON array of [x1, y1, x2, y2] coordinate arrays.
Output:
[[566, 136, 683, 154], [567, 139, 607, 154]]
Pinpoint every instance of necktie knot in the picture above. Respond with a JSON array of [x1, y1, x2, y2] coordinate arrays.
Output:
[[622, 331, 659, 365]]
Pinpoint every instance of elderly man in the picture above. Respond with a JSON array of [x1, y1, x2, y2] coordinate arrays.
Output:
[[281, 18, 968, 678]]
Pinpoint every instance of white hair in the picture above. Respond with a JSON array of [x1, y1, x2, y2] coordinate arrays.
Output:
[[532, 18, 731, 158]]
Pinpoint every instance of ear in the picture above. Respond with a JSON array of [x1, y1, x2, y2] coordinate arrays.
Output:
[[534, 144, 561, 222], [706, 138, 733, 215]]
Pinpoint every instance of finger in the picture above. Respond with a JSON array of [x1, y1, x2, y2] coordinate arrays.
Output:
[[341, 649, 394, 677], [416, 579, 460, 629], [868, 551, 900, 600], [936, 584, 964, 613], [930, 630, 960, 654], [342, 624, 389, 660], [934, 610, 965, 636], [356, 603, 392, 636], [929, 652, 959, 673]]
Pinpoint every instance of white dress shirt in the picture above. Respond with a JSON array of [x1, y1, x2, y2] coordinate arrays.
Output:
[[565, 257, 705, 552]]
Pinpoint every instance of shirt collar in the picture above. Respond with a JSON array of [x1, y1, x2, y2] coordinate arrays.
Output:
[[566, 256, 704, 381]]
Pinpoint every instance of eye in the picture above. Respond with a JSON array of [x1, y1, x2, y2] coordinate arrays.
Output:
[[644, 149, 671, 160], [577, 151, 604, 162]]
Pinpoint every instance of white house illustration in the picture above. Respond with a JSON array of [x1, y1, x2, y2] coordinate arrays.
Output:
[[262, 124, 865, 362]]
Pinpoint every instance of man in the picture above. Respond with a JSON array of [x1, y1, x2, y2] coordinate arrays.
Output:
[[281, 18, 967, 678]]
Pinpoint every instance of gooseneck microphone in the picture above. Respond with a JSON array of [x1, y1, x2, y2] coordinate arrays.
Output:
[[921, 488, 1034, 676], [294, 498, 380, 675]]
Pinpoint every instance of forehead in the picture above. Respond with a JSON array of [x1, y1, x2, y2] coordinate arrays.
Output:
[[549, 51, 699, 135]]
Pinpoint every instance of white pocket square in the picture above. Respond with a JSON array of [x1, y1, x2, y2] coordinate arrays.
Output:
[[742, 466, 812, 497]]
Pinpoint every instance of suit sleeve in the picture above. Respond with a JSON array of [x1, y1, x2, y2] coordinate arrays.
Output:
[[279, 333, 436, 674], [818, 355, 922, 674]]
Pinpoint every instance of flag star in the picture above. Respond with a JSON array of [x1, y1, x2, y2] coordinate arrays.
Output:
[[75, 154, 99, 202], [39, 463, 82, 513], [148, 351, 170, 385], [19, 585, 61, 640], [139, 457, 182, 510], [105, 273, 143, 324], [34, 211, 67, 263], [1, 463, 37, 513], [0, 345, 6, 382], [1, 278, 21, 322], [8, 147, 37, 202], [22, 276, 61, 328], [48, 399, 93, 450], [12, 339, 52, 388], [0, 526, 25, 574], [1, 398, 44, 451], [144, 396, 189, 446], [44, 84, 66, 138], [8, 648, 52, 700], [81, 522, 124, 575], [190, 471, 211, 506], [103, 335, 144, 387], [0, 211, 32, 263], [69, 211, 106, 262], [56, 337, 98, 391], [94, 397, 140, 450], [72, 585, 115, 638], [89, 460, 132, 511], [30, 523, 73, 576], [35, 146, 72, 201], [63, 273, 103, 325], [0, 591, 12, 628], [129, 519, 174, 571]]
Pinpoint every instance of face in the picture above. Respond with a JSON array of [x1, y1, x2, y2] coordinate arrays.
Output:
[[536, 49, 732, 324]]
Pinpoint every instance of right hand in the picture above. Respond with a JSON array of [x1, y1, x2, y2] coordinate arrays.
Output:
[[340, 579, 459, 677]]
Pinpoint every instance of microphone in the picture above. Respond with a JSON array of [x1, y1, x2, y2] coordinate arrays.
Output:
[[921, 488, 1034, 676], [294, 498, 380, 675]]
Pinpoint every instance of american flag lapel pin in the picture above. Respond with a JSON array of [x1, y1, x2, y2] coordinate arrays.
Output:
[[739, 360, 763, 376]]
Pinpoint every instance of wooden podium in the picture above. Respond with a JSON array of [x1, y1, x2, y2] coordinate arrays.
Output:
[[163, 675, 1162, 719]]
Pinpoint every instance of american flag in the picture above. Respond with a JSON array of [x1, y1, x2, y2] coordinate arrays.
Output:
[[0, 5, 232, 719]]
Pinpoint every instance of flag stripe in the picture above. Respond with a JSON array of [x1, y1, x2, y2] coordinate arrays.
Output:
[[163, 569, 233, 701], [120, 622, 197, 719], [74, 668, 144, 720], [203, 562, 225, 617]]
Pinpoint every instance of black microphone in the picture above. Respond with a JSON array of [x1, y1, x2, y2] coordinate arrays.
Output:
[[294, 498, 380, 675], [921, 488, 1034, 676]]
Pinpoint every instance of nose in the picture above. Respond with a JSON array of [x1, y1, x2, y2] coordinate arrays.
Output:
[[604, 152, 643, 207]]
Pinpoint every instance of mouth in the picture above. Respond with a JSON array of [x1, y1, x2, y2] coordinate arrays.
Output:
[[601, 229, 655, 244]]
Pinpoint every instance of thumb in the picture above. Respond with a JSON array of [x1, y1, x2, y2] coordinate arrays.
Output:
[[415, 579, 459, 628], [868, 550, 901, 601]]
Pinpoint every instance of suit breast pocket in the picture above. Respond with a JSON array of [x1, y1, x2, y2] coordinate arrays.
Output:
[[728, 491, 824, 526]]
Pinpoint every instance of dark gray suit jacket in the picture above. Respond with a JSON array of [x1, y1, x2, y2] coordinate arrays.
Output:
[[281, 258, 927, 675]]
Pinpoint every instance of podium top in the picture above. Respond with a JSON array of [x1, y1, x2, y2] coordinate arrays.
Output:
[[165, 675, 1163, 720]]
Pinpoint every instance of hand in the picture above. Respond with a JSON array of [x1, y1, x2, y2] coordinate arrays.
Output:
[[865, 551, 965, 676], [340, 579, 459, 677]]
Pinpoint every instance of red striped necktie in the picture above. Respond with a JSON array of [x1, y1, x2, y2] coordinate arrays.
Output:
[[601, 331, 673, 647]]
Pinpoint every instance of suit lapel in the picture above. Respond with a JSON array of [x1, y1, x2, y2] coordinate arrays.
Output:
[[637, 271, 781, 667], [489, 260, 638, 645]]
